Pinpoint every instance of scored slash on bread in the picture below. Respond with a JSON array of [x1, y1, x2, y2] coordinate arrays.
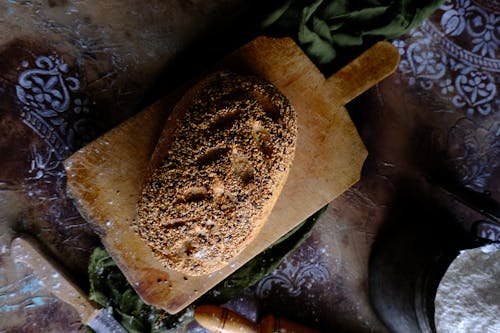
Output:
[[134, 72, 297, 276]]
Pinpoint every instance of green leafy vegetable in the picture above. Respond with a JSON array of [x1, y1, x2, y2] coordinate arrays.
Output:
[[87, 207, 326, 332], [88, 247, 195, 333]]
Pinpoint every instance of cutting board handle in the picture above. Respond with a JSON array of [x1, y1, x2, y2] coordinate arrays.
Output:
[[325, 41, 400, 105]]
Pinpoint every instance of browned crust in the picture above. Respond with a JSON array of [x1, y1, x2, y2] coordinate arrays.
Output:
[[134, 72, 297, 276]]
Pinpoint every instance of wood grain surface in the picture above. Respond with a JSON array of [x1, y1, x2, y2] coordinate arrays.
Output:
[[64, 36, 398, 314]]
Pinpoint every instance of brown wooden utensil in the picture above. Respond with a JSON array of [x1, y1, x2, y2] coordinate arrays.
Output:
[[194, 304, 324, 333]]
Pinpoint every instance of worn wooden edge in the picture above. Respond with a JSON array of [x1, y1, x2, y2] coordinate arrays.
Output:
[[64, 97, 169, 230], [63, 96, 185, 308]]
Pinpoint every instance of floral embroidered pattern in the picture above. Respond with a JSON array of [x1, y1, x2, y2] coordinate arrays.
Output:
[[14, 54, 99, 261], [440, 0, 498, 58], [73, 98, 90, 114], [16, 56, 79, 117], [256, 252, 330, 299], [16, 54, 95, 160], [392, 1, 498, 192], [398, 33, 447, 89], [27, 146, 63, 181], [252, 242, 333, 325], [453, 67, 496, 116], [447, 117, 500, 190], [393, 1, 498, 117]]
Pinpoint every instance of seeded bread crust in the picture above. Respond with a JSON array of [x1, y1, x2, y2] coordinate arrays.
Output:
[[135, 72, 297, 276]]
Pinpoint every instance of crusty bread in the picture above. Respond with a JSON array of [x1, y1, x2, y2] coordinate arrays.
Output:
[[134, 72, 297, 276]]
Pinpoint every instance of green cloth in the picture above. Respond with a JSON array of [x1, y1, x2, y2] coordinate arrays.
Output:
[[261, 0, 444, 69]]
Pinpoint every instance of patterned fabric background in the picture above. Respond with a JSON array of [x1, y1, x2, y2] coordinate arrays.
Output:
[[0, 0, 498, 332]]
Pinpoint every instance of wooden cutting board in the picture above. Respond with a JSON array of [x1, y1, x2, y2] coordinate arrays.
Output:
[[64, 37, 399, 314]]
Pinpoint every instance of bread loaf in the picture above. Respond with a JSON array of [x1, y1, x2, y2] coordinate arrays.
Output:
[[135, 72, 297, 276]]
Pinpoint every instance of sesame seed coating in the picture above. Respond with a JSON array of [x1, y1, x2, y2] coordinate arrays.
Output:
[[135, 72, 297, 275]]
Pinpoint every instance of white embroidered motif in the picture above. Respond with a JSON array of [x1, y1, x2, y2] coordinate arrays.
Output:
[[15, 55, 93, 159], [440, 0, 498, 58], [391, 1, 499, 191], [27, 145, 63, 181], [256, 256, 330, 298], [393, 0, 498, 117]]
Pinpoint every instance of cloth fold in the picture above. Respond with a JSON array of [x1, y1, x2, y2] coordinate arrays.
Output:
[[262, 0, 444, 69]]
